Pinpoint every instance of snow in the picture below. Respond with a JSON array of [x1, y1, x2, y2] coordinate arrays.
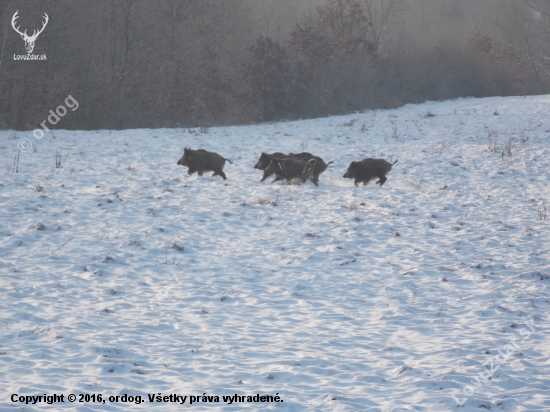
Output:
[[1, 95, 549, 411]]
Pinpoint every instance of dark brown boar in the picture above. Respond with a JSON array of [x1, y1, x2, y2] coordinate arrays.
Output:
[[343, 158, 398, 187], [177, 148, 233, 180], [255, 152, 298, 182], [289, 152, 334, 186], [263, 158, 317, 186]]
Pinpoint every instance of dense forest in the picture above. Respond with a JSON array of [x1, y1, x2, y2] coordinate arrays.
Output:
[[1, 0, 549, 130]]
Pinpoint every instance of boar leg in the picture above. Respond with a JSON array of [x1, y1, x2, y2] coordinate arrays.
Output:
[[188, 168, 196, 175], [271, 175, 284, 183], [217, 171, 227, 180], [377, 176, 387, 186], [304, 176, 318, 186], [260, 170, 271, 182]]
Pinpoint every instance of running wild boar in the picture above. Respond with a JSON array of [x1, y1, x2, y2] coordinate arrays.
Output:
[[289, 152, 334, 186], [343, 158, 398, 187], [263, 157, 317, 186], [255, 152, 298, 182], [177, 148, 233, 180]]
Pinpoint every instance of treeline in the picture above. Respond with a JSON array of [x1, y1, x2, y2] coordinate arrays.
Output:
[[0, 0, 549, 130]]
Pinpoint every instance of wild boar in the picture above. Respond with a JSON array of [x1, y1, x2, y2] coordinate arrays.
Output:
[[263, 158, 317, 186], [289, 152, 334, 185], [177, 148, 233, 180], [343, 158, 398, 187], [255, 152, 299, 182]]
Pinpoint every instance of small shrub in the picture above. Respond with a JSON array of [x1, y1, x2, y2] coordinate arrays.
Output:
[[487, 130, 499, 153], [434, 141, 448, 154], [501, 137, 513, 159], [349, 187, 358, 211], [257, 197, 274, 206], [392, 126, 398, 139], [56, 150, 69, 169], [169, 241, 184, 252], [12, 152, 20, 173], [538, 201, 547, 221]]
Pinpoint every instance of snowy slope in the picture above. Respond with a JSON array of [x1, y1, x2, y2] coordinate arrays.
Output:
[[1, 95, 549, 411]]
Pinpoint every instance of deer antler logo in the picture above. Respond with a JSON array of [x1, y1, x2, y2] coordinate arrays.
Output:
[[12, 11, 49, 54]]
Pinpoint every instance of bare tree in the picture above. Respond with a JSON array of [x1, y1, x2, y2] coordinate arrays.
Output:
[[507, 0, 550, 83], [362, 0, 398, 54]]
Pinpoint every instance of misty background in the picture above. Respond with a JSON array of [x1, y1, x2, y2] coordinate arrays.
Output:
[[0, 0, 549, 130]]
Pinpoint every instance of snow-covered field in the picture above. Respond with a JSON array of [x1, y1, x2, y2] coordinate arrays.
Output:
[[1, 95, 549, 411]]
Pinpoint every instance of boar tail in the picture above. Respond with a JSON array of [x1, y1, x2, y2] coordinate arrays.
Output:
[[225, 158, 233, 164], [327, 161, 334, 166], [392, 159, 398, 165]]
